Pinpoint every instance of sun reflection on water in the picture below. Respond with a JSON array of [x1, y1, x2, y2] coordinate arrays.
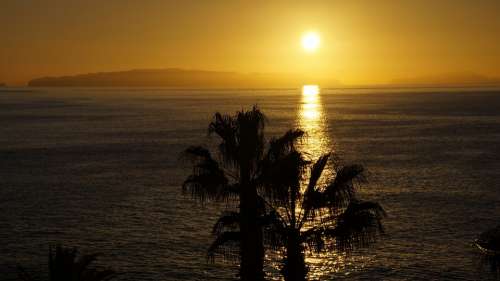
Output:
[[298, 85, 337, 278], [266, 85, 369, 280], [297, 85, 331, 160], [299, 86, 354, 279]]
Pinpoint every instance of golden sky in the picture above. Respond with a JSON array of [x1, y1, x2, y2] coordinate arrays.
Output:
[[1, 0, 499, 86]]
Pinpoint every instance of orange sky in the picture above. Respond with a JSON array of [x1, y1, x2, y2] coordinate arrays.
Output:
[[1, 0, 499, 86]]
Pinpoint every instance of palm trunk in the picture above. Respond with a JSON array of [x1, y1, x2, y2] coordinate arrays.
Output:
[[283, 230, 307, 281], [239, 166, 264, 281]]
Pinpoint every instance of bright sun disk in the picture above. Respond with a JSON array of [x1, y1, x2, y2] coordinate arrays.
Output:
[[302, 32, 320, 52]]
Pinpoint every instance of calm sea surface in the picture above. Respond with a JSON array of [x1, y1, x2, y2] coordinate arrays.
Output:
[[1, 87, 500, 280]]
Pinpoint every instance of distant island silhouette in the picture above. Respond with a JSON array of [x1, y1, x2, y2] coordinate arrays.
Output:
[[391, 72, 500, 88], [27, 68, 332, 88], [0, 83, 6, 87], [25, 69, 500, 89]]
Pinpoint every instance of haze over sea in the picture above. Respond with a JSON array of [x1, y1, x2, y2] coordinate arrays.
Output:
[[1, 87, 500, 280]]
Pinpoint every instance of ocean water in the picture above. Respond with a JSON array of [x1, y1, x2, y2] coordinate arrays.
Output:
[[1, 87, 500, 280]]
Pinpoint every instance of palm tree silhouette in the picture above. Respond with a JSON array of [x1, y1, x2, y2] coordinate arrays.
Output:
[[183, 108, 385, 280], [18, 245, 116, 281], [183, 106, 267, 281], [209, 129, 385, 281], [259, 130, 386, 281]]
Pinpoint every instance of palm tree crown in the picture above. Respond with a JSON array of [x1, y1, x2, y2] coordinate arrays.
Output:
[[259, 129, 386, 281], [183, 106, 267, 281], [183, 107, 385, 281]]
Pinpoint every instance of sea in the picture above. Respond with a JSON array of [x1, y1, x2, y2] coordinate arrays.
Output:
[[1, 87, 500, 280]]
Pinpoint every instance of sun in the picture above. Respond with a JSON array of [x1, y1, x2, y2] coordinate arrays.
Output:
[[301, 32, 320, 52]]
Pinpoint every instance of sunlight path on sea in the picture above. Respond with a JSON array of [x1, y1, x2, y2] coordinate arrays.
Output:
[[297, 85, 331, 161], [285, 86, 377, 280], [294, 86, 375, 280], [296, 85, 343, 279]]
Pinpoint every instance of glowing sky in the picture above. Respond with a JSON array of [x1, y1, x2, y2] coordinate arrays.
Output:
[[1, 0, 499, 85]]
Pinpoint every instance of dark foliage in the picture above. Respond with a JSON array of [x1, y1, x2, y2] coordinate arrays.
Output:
[[183, 107, 385, 281], [18, 245, 116, 281], [183, 106, 266, 281]]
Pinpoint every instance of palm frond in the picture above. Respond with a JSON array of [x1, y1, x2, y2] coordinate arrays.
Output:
[[327, 200, 386, 252], [182, 145, 212, 160], [236, 105, 267, 137], [259, 129, 308, 207], [306, 153, 330, 193], [208, 106, 267, 173], [300, 153, 331, 226], [208, 112, 239, 167], [267, 129, 305, 159], [323, 164, 366, 209], [260, 150, 307, 207], [208, 231, 241, 262], [182, 146, 233, 202], [212, 211, 240, 234]]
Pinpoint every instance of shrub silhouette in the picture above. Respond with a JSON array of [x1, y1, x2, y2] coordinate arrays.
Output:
[[18, 245, 116, 281]]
